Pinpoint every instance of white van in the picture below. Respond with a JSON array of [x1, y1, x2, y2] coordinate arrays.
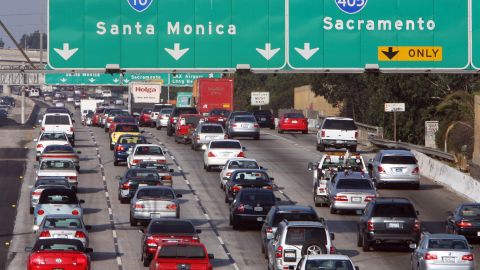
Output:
[[41, 113, 75, 145], [29, 89, 40, 97], [316, 117, 358, 152]]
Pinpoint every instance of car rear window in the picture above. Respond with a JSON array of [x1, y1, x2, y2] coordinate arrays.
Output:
[[137, 188, 174, 200], [336, 179, 373, 190], [110, 111, 130, 117], [372, 203, 416, 218], [45, 115, 70, 125], [40, 133, 67, 141], [201, 125, 224, 133], [273, 212, 318, 226], [254, 110, 272, 116], [149, 221, 195, 234], [305, 260, 354, 270], [135, 146, 164, 156], [158, 245, 205, 259], [181, 116, 202, 125], [460, 205, 480, 217], [284, 113, 304, 118], [44, 145, 74, 153], [160, 108, 173, 114], [210, 141, 241, 149], [119, 136, 146, 144], [35, 178, 69, 187], [234, 116, 256, 122], [40, 160, 75, 170], [381, 155, 417, 164], [210, 109, 230, 116], [114, 117, 136, 123], [126, 170, 160, 180], [228, 160, 259, 169], [322, 119, 357, 130], [286, 227, 327, 246], [44, 217, 82, 229], [233, 171, 269, 181], [116, 125, 140, 132], [240, 191, 275, 204], [34, 239, 83, 251], [427, 239, 468, 250], [39, 194, 78, 204], [137, 163, 169, 171]]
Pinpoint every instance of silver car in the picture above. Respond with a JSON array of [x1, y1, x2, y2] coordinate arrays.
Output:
[[129, 186, 182, 226], [30, 177, 72, 214], [219, 158, 262, 190], [368, 149, 420, 189], [327, 171, 377, 214], [34, 188, 84, 231], [191, 123, 226, 151], [410, 234, 475, 270], [155, 107, 173, 130], [227, 115, 260, 140], [37, 214, 91, 248]]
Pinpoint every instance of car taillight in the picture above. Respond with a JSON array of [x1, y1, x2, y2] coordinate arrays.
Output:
[[73, 256, 87, 267], [208, 152, 216, 157], [41, 127, 45, 132], [157, 159, 166, 164], [231, 124, 237, 128], [226, 172, 232, 177], [39, 231, 51, 237], [32, 190, 42, 196], [132, 159, 141, 164], [367, 220, 374, 231], [237, 151, 245, 157], [31, 255, 46, 265], [75, 231, 86, 238], [68, 176, 77, 181], [275, 246, 283, 258], [457, 219, 473, 228], [36, 144, 43, 149], [329, 246, 336, 254], [166, 204, 177, 210], [37, 209, 45, 215], [321, 130, 325, 137], [412, 167, 419, 174], [116, 145, 125, 151], [334, 195, 348, 201], [70, 127, 74, 132], [263, 185, 273, 190], [162, 176, 172, 181], [266, 227, 273, 233], [146, 236, 158, 248], [424, 253, 438, 260], [72, 209, 79, 216], [232, 185, 242, 192], [253, 124, 259, 128], [355, 131, 358, 139], [377, 166, 385, 174], [134, 203, 144, 209], [414, 219, 421, 232], [462, 254, 474, 261], [364, 196, 376, 202], [121, 182, 130, 190]]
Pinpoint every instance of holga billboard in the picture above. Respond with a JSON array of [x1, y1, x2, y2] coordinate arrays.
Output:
[[130, 83, 161, 103]]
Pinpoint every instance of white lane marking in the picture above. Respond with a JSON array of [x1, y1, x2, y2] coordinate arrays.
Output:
[[112, 230, 117, 238], [96, 148, 99, 151], [217, 236, 224, 245], [204, 213, 210, 220], [185, 180, 190, 185], [105, 192, 109, 198], [102, 176, 106, 181], [116, 257, 122, 266], [108, 208, 113, 215], [97, 154, 101, 158], [233, 263, 240, 270], [177, 166, 182, 171], [100, 164, 104, 168], [279, 190, 284, 194], [194, 195, 199, 201]]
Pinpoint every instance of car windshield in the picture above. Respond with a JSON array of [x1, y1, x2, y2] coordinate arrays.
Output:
[[233, 171, 269, 181], [40, 160, 75, 170], [119, 136, 146, 144], [33, 239, 84, 251], [115, 125, 139, 132], [210, 141, 241, 149], [322, 119, 357, 130], [149, 221, 195, 234], [459, 205, 480, 217], [137, 188, 174, 200], [44, 217, 82, 229], [39, 193, 78, 204], [427, 239, 468, 250], [372, 203, 416, 218], [272, 213, 318, 226], [126, 170, 160, 180], [234, 116, 256, 123], [240, 192, 275, 204], [284, 113, 304, 118], [336, 179, 372, 190], [228, 160, 259, 169], [135, 146, 164, 155], [114, 117, 136, 123], [44, 145, 74, 153], [45, 115, 70, 125], [201, 125, 224, 133], [321, 156, 362, 169], [40, 133, 67, 141], [160, 108, 173, 114], [158, 245, 205, 259], [381, 155, 417, 164], [305, 259, 354, 270], [285, 227, 327, 246]]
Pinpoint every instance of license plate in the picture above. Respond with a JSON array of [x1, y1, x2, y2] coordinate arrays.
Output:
[[395, 168, 403, 172], [351, 197, 361, 203], [53, 268, 64, 270], [241, 124, 249, 128], [222, 152, 232, 157], [261, 118, 266, 121], [53, 234, 68, 238], [139, 184, 147, 187], [284, 252, 295, 258], [292, 120, 298, 123], [257, 217, 263, 222], [336, 140, 344, 144], [442, 256, 456, 263], [254, 206, 263, 212], [150, 213, 161, 218], [387, 222, 401, 229], [218, 119, 224, 121]]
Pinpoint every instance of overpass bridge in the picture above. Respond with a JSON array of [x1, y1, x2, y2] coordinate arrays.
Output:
[[0, 48, 47, 86]]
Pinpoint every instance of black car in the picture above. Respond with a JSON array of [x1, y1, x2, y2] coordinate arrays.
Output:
[[224, 169, 274, 203], [166, 107, 199, 136], [253, 110, 275, 129], [357, 197, 420, 251], [260, 205, 321, 255], [229, 188, 278, 230], [1, 96, 15, 107], [117, 168, 162, 203], [446, 203, 480, 238], [113, 135, 148, 166]]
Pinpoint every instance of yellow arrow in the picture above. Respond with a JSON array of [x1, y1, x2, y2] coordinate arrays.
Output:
[[378, 46, 442, 61]]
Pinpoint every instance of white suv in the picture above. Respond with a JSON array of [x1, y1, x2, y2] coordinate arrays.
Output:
[[316, 117, 358, 152], [41, 113, 75, 145], [267, 221, 335, 270]]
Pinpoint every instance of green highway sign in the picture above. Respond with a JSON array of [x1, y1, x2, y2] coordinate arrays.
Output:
[[473, 0, 480, 70], [48, 0, 285, 70], [45, 73, 220, 86], [288, 0, 469, 70]]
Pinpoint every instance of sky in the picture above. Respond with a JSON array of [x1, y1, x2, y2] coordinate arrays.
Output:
[[0, 0, 46, 48]]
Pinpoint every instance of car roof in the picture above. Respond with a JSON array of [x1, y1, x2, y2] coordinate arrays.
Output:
[[304, 254, 352, 260], [210, 139, 240, 143], [373, 197, 413, 204], [424, 233, 468, 240], [40, 157, 75, 161], [324, 117, 354, 121], [238, 188, 274, 194], [135, 144, 161, 148], [137, 186, 174, 191], [231, 169, 267, 173], [227, 158, 257, 163], [283, 221, 325, 227], [273, 205, 315, 213], [335, 171, 368, 179], [43, 214, 82, 219], [380, 149, 415, 156]]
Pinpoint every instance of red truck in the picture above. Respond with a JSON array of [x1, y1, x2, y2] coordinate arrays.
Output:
[[192, 78, 234, 116]]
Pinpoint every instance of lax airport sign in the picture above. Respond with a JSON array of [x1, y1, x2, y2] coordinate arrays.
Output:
[[48, 0, 474, 72]]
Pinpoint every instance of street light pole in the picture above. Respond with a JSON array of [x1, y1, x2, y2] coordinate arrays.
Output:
[[393, 111, 397, 142]]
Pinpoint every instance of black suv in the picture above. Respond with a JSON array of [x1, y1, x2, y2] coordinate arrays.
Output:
[[357, 197, 420, 251], [260, 205, 320, 255], [229, 188, 278, 230], [166, 107, 199, 136], [253, 110, 275, 129]]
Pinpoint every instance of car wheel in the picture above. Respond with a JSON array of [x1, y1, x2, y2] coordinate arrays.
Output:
[[110, 144, 114, 150], [313, 191, 321, 207], [114, 160, 119, 166], [176, 209, 180, 219], [302, 129, 308, 134], [362, 235, 371, 252], [142, 254, 151, 267], [129, 215, 137, 226], [232, 216, 240, 230], [317, 144, 325, 152], [229, 213, 233, 225], [278, 129, 283, 134], [206, 166, 211, 172], [156, 124, 160, 130], [329, 205, 337, 214], [270, 125, 275, 130], [104, 127, 108, 132], [29, 207, 34, 215], [301, 240, 327, 255], [167, 129, 173, 136]]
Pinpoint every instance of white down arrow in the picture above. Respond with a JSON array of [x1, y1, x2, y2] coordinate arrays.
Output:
[[294, 43, 319, 60]]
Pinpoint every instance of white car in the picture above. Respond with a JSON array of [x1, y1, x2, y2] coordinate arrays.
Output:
[[316, 117, 358, 152], [295, 255, 359, 270], [34, 132, 70, 160], [127, 144, 166, 168], [41, 113, 74, 144], [36, 158, 78, 190], [203, 140, 245, 172], [219, 158, 262, 189]]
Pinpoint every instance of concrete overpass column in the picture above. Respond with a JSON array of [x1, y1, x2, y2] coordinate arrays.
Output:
[[2, 85, 11, 95]]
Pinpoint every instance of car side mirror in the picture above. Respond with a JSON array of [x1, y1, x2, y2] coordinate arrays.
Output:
[[409, 243, 417, 249], [196, 229, 202, 233], [85, 248, 93, 253], [329, 232, 335, 241], [416, 210, 420, 216], [170, 169, 174, 173], [315, 124, 320, 129], [176, 194, 183, 198], [33, 139, 38, 142], [270, 177, 275, 181], [24, 247, 33, 252], [242, 146, 247, 151], [208, 254, 214, 259], [79, 200, 85, 204], [85, 225, 92, 231]]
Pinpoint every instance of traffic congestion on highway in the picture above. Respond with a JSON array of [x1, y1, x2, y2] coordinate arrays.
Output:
[[3, 87, 478, 270]]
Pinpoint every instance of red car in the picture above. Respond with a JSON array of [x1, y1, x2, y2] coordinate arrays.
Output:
[[141, 219, 201, 267], [278, 112, 308, 134], [206, 108, 230, 126], [139, 108, 153, 127], [174, 114, 203, 144], [91, 107, 105, 127], [109, 116, 137, 133], [27, 238, 92, 270], [148, 242, 213, 270]]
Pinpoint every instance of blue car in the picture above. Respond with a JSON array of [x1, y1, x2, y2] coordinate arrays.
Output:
[[113, 134, 148, 166]]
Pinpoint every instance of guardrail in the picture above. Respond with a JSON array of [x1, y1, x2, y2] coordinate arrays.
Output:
[[369, 136, 456, 163]]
